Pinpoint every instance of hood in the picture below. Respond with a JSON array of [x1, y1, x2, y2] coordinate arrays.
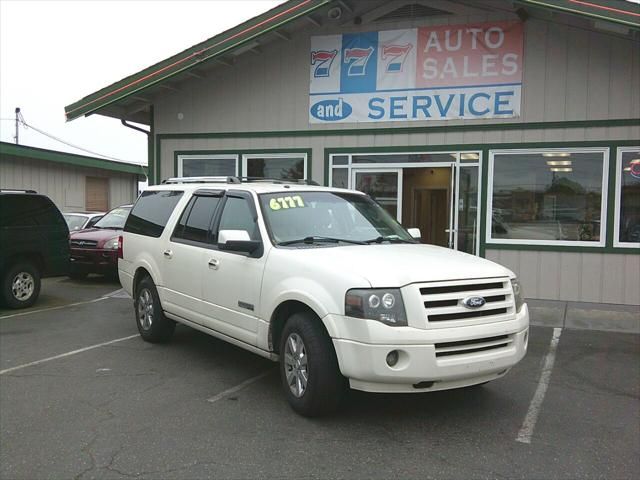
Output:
[[69, 228, 120, 245], [285, 244, 514, 287]]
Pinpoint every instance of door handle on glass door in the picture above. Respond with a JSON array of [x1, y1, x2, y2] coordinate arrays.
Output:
[[163, 249, 173, 259], [208, 258, 220, 270]]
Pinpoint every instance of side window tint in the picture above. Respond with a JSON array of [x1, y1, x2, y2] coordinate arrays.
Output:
[[173, 198, 194, 240], [125, 190, 183, 238], [218, 197, 259, 241], [0, 195, 60, 227], [182, 196, 221, 243]]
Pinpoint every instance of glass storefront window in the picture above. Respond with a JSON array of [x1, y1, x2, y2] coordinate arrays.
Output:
[[352, 153, 455, 164], [331, 168, 348, 188], [489, 150, 607, 245], [332, 155, 348, 165], [178, 155, 237, 177], [615, 148, 640, 246], [246, 156, 306, 180], [457, 166, 479, 254]]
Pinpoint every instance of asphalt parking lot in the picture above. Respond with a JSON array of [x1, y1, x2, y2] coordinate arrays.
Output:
[[1, 278, 639, 479]]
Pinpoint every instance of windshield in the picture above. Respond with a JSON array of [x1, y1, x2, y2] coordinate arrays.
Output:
[[259, 191, 414, 246], [94, 206, 131, 229], [64, 214, 87, 231]]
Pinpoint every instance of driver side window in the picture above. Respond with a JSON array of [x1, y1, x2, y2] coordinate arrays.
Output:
[[218, 196, 260, 241]]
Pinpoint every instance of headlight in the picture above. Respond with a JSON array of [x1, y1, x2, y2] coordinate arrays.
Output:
[[104, 237, 119, 250], [511, 278, 524, 313], [345, 288, 407, 326]]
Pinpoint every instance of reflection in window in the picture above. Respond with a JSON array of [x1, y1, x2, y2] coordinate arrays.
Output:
[[180, 156, 236, 177], [490, 151, 606, 243], [246, 157, 305, 180], [331, 168, 348, 188], [618, 149, 640, 244]]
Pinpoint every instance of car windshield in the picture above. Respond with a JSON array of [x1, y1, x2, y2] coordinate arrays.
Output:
[[259, 191, 415, 246], [94, 206, 131, 229], [64, 214, 87, 231]]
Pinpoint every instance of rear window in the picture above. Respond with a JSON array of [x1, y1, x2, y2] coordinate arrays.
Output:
[[0, 194, 65, 228], [124, 190, 184, 237]]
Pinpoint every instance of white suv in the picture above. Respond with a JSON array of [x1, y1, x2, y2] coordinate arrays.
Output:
[[118, 177, 529, 416]]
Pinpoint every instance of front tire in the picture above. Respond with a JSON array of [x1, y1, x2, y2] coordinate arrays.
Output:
[[134, 276, 175, 343], [279, 311, 346, 417], [2, 262, 41, 309]]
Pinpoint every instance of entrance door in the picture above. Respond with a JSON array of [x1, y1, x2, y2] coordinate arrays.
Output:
[[402, 166, 455, 248], [352, 169, 402, 222]]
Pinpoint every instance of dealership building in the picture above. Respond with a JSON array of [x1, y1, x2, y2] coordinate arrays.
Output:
[[65, 0, 639, 305]]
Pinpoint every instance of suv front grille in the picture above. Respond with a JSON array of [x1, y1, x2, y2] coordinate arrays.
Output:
[[419, 278, 514, 325], [435, 334, 513, 357], [70, 239, 98, 248]]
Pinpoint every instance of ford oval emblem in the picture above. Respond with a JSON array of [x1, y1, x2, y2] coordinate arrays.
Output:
[[462, 296, 486, 309], [310, 98, 352, 121]]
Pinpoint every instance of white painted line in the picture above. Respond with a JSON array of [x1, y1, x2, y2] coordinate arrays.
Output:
[[207, 369, 274, 404], [0, 334, 139, 375], [0, 296, 111, 320], [516, 327, 563, 444]]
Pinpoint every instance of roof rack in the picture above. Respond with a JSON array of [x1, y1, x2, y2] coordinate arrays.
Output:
[[162, 176, 320, 186], [0, 188, 37, 193], [162, 176, 241, 184]]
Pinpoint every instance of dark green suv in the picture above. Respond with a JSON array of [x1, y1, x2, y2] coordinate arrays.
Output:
[[0, 190, 69, 308]]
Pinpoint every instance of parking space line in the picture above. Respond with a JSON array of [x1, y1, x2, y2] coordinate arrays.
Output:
[[0, 296, 111, 320], [516, 327, 562, 444], [207, 369, 275, 404], [0, 334, 139, 375]]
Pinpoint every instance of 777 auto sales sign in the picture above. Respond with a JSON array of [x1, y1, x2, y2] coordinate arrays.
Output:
[[309, 21, 523, 124]]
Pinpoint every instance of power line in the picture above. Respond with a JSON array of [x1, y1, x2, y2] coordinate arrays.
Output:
[[14, 115, 146, 166]]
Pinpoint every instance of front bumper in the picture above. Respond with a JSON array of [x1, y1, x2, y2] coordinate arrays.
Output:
[[326, 304, 529, 393], [70, 248, 118, 274]]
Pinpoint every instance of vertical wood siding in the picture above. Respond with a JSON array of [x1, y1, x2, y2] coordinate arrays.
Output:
[[486, 250, 640, 305], [0, 156, 138, 211]]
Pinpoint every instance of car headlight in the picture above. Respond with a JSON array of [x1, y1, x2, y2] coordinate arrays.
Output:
[[345, 288, 407, 326], [104, 237, 119, 250], [511, 278, 524, 313]]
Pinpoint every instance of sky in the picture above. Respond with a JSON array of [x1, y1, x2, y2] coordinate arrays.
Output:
[[0, 0, 283, 166]]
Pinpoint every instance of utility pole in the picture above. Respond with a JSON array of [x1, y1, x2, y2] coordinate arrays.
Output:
[[14, 107, 20, 144]]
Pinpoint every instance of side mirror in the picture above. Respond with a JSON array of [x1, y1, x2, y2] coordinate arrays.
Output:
[[218, 230, 261, 254], [407, 228, 421, 240]]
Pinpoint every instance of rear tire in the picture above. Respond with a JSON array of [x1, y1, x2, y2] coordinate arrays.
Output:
[[134, 276, 175, 343], [1, 261, 41, 309], [279, 311, 346, 417]]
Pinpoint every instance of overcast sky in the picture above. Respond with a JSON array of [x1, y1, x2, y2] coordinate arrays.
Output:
[[0, 0, 283, 165]]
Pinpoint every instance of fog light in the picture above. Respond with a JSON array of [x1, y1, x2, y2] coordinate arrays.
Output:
[[524, 330, 529, 349], [386, 350, 399, 367]]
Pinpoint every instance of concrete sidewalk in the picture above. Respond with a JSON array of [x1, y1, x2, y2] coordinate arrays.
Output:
[[527, 298, 640, 334]]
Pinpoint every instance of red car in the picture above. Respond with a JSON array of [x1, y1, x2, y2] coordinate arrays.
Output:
[[68, 204, 132, 279]]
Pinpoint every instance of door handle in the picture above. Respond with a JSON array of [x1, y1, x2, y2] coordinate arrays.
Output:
[[208, 258, 220, 270], [163, 249, 173, 259]]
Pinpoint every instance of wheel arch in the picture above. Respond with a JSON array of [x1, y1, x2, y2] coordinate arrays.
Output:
[[269, 300, 330, 354]]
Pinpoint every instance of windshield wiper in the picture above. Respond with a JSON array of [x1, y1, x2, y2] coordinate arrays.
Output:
[[365, 236, 417, 244], [278, 236, 367, 246]]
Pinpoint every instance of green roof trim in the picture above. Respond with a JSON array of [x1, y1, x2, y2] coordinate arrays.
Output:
[[520, 0, 640, 29], [0, 142, 147, 178], [64, 0, 331, 122]]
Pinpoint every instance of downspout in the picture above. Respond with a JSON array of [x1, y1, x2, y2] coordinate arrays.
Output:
[[121, 106, 154, 185]]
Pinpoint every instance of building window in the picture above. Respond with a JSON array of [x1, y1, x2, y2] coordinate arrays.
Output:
[[614, 147, 640, 247], [244, 154, 307, 180], [177, 154, 238, 177], [487, 148, 608, 246]]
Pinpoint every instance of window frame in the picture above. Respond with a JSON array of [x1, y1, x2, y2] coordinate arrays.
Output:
[[176, 154, 239, 177], [170, 190, 224, 248], [486, 147, 609, 248], [242, 153, 308, 180], [613, 146, 640, 249]]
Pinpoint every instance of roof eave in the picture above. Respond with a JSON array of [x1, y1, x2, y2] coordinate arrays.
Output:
[[64, 0, 333, 122]]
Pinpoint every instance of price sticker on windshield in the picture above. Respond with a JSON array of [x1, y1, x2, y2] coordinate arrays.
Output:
[[269, 195, 305, 211]]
